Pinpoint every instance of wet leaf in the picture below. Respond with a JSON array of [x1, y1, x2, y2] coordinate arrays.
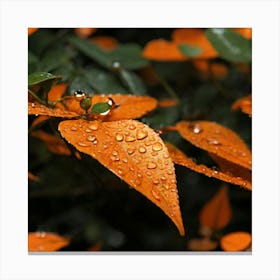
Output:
[[199, 185, 232, 231], [220, 231, 252, 251], [206, 28, 251, 62], [58, 119, 185, 236], [31, 130, 72, 156], [29, 115, 50, 131], [231, 95, 252, 116], [28, 72, 62, 86], [142, 39, 187, 61], [175, 121, 252, 170], [172, 28, 218, 59], [177, 44, 202, 57], [165, 142, 251, 190], [47, 83, 68, 101], [28, 232, 70, 252]]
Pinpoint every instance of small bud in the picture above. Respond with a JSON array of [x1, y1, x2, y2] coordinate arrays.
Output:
[[80, 97, 92, 111]]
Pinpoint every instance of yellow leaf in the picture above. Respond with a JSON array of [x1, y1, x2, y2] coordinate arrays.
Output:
[[58, 119, 185, 236]]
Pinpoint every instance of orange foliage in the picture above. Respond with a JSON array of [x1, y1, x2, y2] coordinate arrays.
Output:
[[58, 119, 185, 236], [158, 98, 178, 108], [199, 185, 232, 231], [91, 36, 118, 50], [233, 28, 252, 39], [30, 115, 50, 130], [74, 28, 97, 38], [31, 130, 72, 156], [28, 28, 38, 36], [220, 231, 252, 251], [175, 121, 252, 170], [231, 95, 252, 116], [28, 171, 39, 182], [48, 83, 68, 101], [193, 60, 228, 80], [28, 232, 70, 252], [172, 28, 218, 59], [166, 143, 251, 190], [142, 39, 187, 61]]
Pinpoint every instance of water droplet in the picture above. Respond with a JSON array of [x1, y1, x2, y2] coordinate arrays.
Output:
[[88, 123, 98, 131], [167, 170, 173, 175], [112, 150, 118, 156], [128, 124, 136, 130], [71, 126, 78, 131], [78, 142, 89, 147], [207, 138, 220, 145], [87, 135, 97, 142], [147, 162, 157, 169], [117, 169, 123, 175], [103, 144, 108, 149], [163, 185, 169, 190], [137, 172, 142, 178], [112, 61, 121, 69], [151, 189, 160, 200], [152, 142, 163, 152], [125, 135, 136, 142], [151, 151, 158, 156], [85, 129, 91, 133], [31, 103, 36, 108], [242, 181, 247, 187], [93, 139, 98, 145], [127, 148, 135, 155], [146, 171, 152, 176], [153, 179, 159, 184], [110, 155, 120, 161], [163, 154, 169, 159], [115, 133, 124, 142], [135, 180, 141, 186], [129, 166, 135, 171], [190, 157, 198, 164], [211, 166, 219, 174], [122, 158, 128, 163], [193, 123, 202, 134], [138, 146, 146, 153], [36, 231, 46, 238], [171, 179, 176, 184], [161, 176, 167, 181], [136, 129, 148, 140]]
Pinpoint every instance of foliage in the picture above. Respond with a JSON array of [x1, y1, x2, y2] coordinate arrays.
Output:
[[28, 28, 252, 251]]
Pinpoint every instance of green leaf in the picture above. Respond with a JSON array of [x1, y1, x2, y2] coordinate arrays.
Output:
[[68, 76, 95, 94], [119, 69, 147, 95], [110, 44, 149, 70], [91, 102, 111, 114], [85, 68, 128, 93], [206, 28, 251, 62], [28, 51, 39, 73], [177, 44, 202, 57], [28, 72, 62, 86], [68, 36, 111, 68]]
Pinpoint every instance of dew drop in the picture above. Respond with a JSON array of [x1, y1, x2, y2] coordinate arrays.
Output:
[[163, 185, 169, 190], [147, 162, 157, 169], [242, 181, 247, 187], [87, 135, 97, 142], [151, 189, 160, 200], [88, 123, 99, 131], [161, 176, 167, 181], [167, 170, 173, 175], [152, 142, 163, 152], [151, 151, 158, 156], [115, 133, 124, 142], [129, 124, 136, 130], [171, 179, 176, 184], [137, 172, 142, 178], [163, 154, 169, 159], [85, 129, 91, 133], [135, 180, 141, 186], [125, 135, 136, 142], [31, 103, 36, 108], [118, 169, 123, 175], [78, 142, 89, 147], [122, 158, 128, 163], [129, 166, 135, 171], [136, 129, 148, 140], [138, 146, 147, 153], [127, 148, 135, 155], [36, 231, 46, 238], [146, 171, 152, 176], [110, 155, 120, 162], [112, 150, 118, 156], [207, 138, 220, 145], [71, 126, 78, 131], [211, 166, 219, 174], [93, 139, 98, 145], [103, 144, 108, 149], [153, 179, 159, 184], [192, 123, 202, 134]]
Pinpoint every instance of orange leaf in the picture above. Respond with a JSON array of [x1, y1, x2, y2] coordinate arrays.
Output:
[[48, 83, 68, 102], [233, 28, 252, 39], [172, 28, 218, 59], [142, 39, 187, 61], [28, 101, 79, 118], [165, 142, 251, 190], [175, 121, 252, 170], [220, 231, 252, 251], [28, 171, 39, 182], [231, 95, 252, 116], [199, 185, 232, 231], [158, 98, 178, 108], [28, 232, 70, 252], [187, 237, 218, 251], [193, 60, 228, 80], [28, 28, 38, 36], [74, 28, 97, 38], [91, 36, 118, 50], [30, 115, 50, 130], [31, 130, 72, 156], [58, 119, 185, 236]]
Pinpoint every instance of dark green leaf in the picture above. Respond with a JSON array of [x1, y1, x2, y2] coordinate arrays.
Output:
[[91, 102, 111, 114], [68, 76, 95, 94], [28, 51, 39, 73], [28, 72, 62, 86], [119, 69, 147, 95], [206, 28, 251, 62], [177, 44, 202, 57], [85, 68, 128, 93]]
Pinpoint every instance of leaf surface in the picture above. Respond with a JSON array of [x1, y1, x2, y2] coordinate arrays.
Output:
[[199, 185, 232, 231], [175, 121, 252, 170], [231, 95, 252, 116], [58, 119, 185, 235], [220, 231, 252, 251]]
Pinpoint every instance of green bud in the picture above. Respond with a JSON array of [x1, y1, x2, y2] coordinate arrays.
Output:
[[80, 97, 92, 111]]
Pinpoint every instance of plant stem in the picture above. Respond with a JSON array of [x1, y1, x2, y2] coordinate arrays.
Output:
[[28, 89, 46, 105]]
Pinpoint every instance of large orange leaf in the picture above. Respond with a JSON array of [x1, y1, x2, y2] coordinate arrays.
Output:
[[142, 39, 187, 61], [58, 119, 185, 236], [175, 121, 252, 170], [165, 143, 251, 190], [231, 95, 252, 116], [28, 232, 70, 252], [199, 185, 232, 231], [172, 28, 218, 59], [220, 231, 252, 251]]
